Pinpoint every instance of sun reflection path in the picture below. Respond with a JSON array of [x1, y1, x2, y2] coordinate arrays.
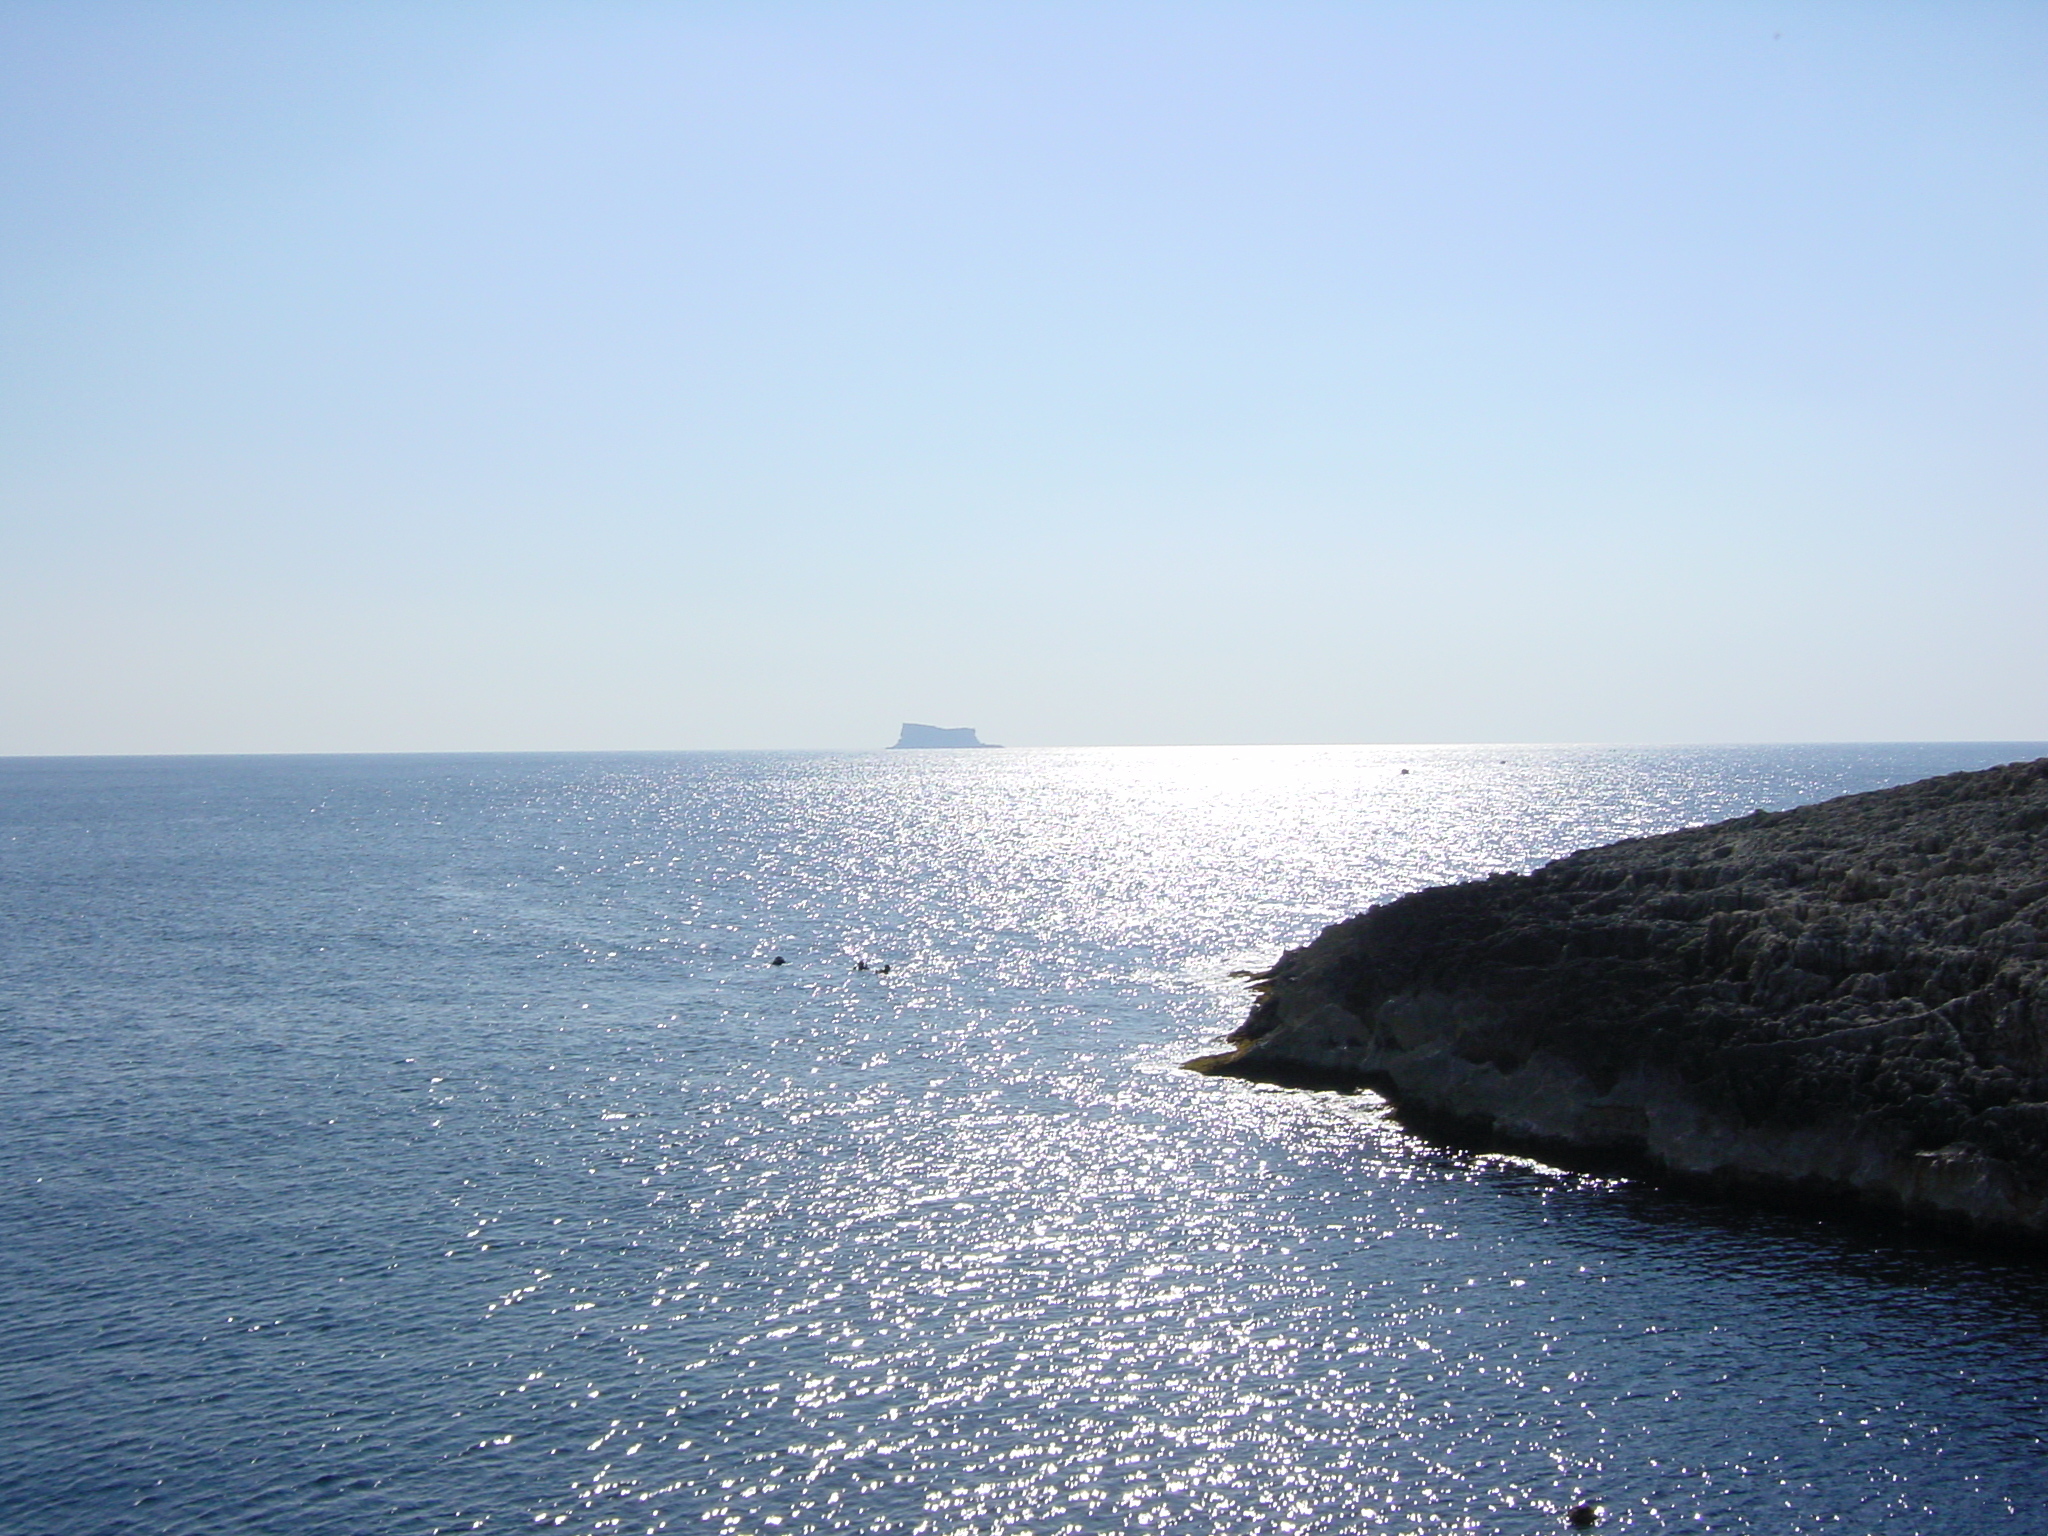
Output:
[[17, 744, 2029, 1536], [450, 747, 2048, 1534]]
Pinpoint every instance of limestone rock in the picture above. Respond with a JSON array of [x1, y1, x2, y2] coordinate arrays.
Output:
[[891, 723, 998, 749], [1195, 758, 2048, 1245]]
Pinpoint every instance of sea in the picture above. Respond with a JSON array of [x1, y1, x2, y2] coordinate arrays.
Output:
[[4, 742, 2048, 1536]]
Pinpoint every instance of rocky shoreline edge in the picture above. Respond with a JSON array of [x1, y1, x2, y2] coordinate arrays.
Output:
[[1191, 758, 2048, 1247]]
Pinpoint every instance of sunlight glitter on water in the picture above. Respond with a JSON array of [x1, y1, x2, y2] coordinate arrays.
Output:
[[3, 744, 2047, 1534]]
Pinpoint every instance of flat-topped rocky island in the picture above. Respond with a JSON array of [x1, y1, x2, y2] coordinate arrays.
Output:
[[1195, 758, 2048, 1245]]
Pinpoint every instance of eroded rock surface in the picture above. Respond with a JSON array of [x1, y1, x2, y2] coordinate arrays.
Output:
[[1196, 758, 2048, 1244]]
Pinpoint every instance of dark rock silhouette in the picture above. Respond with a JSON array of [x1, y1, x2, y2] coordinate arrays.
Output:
[[891, 723, 998, 749], [1192, 758, 2048, 1245]]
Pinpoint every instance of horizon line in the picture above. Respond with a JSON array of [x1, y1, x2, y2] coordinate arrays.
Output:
[[4, 738, 2047, 763]]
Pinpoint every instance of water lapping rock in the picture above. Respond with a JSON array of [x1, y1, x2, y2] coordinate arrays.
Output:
[[1194, 758, 2048, 1244]]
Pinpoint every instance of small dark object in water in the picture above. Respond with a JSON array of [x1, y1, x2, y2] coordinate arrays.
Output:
[[1400, 768, 1409, 774], [878, 963, 891, 975], [1567, 1503, 1598, 1527], [855, 960, 868, 971], [769, 956, 786, 967]]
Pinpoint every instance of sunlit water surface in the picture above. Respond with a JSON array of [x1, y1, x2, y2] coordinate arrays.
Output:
[[5, 744, 2048, 1536]]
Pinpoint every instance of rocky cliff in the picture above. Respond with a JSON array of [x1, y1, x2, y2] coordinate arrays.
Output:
[[1193, 758, 2048, 1244], [891, 723, 997, 748]]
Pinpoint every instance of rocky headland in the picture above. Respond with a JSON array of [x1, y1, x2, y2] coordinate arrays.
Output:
[[1193, 758, 2048, 1245]]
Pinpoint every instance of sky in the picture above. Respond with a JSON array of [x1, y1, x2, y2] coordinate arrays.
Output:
[[2, 0, 2043, 753]]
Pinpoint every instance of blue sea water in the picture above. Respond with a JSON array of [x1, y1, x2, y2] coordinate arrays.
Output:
[[5, 742, 2048, 1536]]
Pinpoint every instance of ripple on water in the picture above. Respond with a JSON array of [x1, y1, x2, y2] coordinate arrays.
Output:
[[1, 744, 2045, 1534]]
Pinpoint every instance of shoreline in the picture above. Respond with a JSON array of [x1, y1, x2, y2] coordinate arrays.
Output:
[[1194, 756, 2048, 1248]]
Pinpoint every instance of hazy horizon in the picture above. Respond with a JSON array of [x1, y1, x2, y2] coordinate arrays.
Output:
[[5, 2, 2044, 755], [6, 736, 2048, 762]]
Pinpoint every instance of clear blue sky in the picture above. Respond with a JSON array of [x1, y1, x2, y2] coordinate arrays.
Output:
[[3, 1, 2043, 752]]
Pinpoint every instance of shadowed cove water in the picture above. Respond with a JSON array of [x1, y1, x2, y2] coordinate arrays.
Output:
[[3, 744, 2047, 1535]]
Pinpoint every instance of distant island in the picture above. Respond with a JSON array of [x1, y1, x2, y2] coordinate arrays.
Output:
[[891, 723, 999, 749], [1193, 757, 2048, 1246]]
